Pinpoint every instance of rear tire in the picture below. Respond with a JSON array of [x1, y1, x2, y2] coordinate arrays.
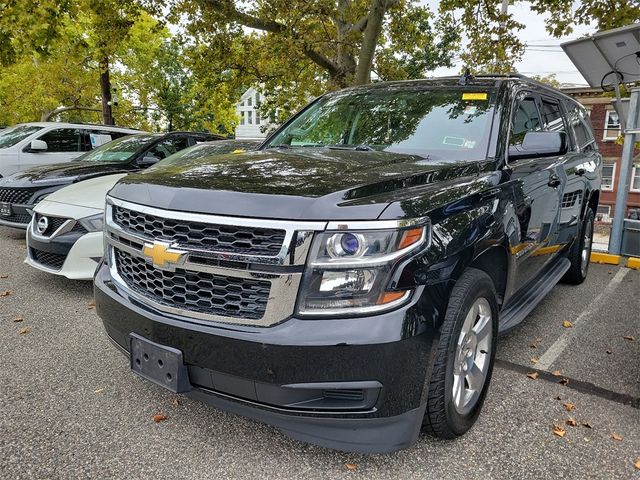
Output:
[[422, 268, 499, 439], [562, 208, 594, 285]]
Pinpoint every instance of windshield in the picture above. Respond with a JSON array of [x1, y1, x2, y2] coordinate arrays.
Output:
[[76, 134, 156, 162], [0, 125, 44, 149], [266, 87, 496, 161]]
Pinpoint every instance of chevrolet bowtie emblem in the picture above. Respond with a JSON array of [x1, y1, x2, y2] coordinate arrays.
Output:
[[142, 241, 186, 270]]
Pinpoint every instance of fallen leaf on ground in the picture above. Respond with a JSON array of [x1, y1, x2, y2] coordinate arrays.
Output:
[[530, 357, 539, 365], [552, 424, 566, 437], [0, 290, 11, 297], [555, 395, 562, 401], [152, 414, 167, 423], [606, 349, 613, 354], [559, 378, 569, 386], [581, 422, 593, 429], [171, 398, 180, 406], [94, 388, 104, 394], [562, 320, 573, 328], [19, 327, 31, 335], [526, 372, 539, 380], [565, 417, 577, 427], [13, 315, 24, 323], [551, 370, 562, 377], [345, 464, 357, 471], [611, 432, 623, 441], [634, 458, 640, 470], [563, 402, 575, 412], [0, 274, 8, 279], [87, 300, 96, 310], [623, 335, 635, 341]]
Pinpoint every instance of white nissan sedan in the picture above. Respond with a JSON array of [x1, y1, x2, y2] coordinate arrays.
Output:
[[24, 140, 261, 279]]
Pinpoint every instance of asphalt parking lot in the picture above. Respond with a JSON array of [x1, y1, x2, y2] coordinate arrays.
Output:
[[1, 225, 638, 479]]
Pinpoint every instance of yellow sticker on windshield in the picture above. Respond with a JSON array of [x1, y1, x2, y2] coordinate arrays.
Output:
[[462, 92, 488, 100]]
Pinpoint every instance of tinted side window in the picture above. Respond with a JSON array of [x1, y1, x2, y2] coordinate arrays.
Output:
[[564, 101, 596, 152], [147, 137, 190, 160], [540, 99, 565, 133], [38, 128, 83, 152], [510, 96, 541, 146], [82, 129, 126, 151]]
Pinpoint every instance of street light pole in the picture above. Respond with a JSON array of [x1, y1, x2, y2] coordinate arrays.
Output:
[[608, 87, 640, 254]]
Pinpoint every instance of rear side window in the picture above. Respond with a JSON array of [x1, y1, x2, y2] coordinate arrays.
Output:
[[147, 137, 191, 160], [510, 96, 541, 146], [83, 129, 131, 150], [37, 128, 83, 152], [564, 101, 596, 152]]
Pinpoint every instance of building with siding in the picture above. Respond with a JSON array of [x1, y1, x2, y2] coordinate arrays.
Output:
[[234, 87, 273, 140]]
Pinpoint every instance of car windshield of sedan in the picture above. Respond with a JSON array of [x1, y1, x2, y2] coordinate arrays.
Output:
[[0, 125, 44, 149], [76, 134, 156, 162], [266, 87, 496, 161]]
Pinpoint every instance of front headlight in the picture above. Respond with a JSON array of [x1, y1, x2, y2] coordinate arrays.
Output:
[[79, 213, 104, 232], [297, 219, 429, 316]]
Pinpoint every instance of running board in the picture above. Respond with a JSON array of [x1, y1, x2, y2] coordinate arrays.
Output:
[[498, 257, 571, 333]]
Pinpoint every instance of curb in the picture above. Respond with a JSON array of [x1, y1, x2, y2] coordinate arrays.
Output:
[[590, 252, 640, 270]]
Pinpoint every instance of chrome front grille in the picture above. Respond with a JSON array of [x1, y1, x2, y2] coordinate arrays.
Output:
[[113, 205, 286, 257], [115, 249, 272, 320], [105, 197, 325, 327], [0, 188, 33, 204]]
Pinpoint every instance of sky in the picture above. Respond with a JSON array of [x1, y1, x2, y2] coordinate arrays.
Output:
[[423, 1, 596, 85]]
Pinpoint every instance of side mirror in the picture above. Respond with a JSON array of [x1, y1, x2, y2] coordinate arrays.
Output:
[[138, 154, 160, 167], [509, 131, 567, 160], [29, 139, 48, 152]]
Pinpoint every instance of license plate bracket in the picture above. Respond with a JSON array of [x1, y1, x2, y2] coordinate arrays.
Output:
[[0, 202, 12, 217], [129, 333, 191, 393]]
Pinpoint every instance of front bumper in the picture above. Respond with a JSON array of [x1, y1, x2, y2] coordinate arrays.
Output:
[[26, 228, 103, 280], [0, 203, 33, 228], [94, 263, 437, 453]]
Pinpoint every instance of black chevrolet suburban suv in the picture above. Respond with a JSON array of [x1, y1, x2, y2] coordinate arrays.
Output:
[[95, 75, 601, 453]]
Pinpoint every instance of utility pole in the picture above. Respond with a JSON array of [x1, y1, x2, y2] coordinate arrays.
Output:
[[609, 87, 640, 254]]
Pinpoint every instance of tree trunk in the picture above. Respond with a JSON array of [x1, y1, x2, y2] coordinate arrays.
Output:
[[100, 57, 114, 125], [354, 0, 387, 85]]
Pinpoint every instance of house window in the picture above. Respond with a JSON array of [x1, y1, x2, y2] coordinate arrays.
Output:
[[247, 96, 252, 107], [255, 110, 261, 125], [603, 110, 620, 141], [602, 163, 616, 191], [247, 110, 253, 125], [596, 205, 611, 222], [632, 165, 640, 193], [240, 111, 245, 125]]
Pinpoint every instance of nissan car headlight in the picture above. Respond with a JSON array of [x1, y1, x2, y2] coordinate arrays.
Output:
[[79, 213, 104, 232], [297, 219, 429, 316]]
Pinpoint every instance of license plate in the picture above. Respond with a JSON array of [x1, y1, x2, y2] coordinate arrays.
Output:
[[129, 333, 191, 393], [0, 202, 11, 217]]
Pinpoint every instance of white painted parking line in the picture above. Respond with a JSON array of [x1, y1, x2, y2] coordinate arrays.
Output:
[[536, 267, 631, 371]]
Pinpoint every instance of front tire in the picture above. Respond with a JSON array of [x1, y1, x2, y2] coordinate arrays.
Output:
[[562, 208, 594, 285], [423, 268, 499, 439]]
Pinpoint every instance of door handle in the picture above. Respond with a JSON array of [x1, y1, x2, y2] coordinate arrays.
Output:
[[548, 174, 561, 188]]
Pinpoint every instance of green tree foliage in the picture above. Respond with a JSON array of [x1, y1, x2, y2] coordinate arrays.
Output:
[[442, 0, 640, 74]]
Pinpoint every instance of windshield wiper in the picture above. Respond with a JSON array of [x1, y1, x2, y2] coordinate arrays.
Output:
[[326, 144, 375, 151], [265, 144, 291, 149]]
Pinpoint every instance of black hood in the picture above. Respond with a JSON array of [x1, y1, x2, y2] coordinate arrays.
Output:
[[0, 161, 134, 188], [109, 149, 484, 221]]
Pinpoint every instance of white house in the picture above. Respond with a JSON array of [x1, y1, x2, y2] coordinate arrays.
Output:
[[235, 87, 273, 139]]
